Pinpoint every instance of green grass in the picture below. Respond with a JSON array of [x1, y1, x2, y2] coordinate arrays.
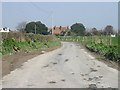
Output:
[[0, 53, 2, 59], [58, 35, 119, 62], [1, 34, 61, 55]]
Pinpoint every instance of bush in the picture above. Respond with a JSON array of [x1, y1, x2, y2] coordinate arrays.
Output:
[[86, 43, 119, 61], [2, 38, 19, 54], [2, 32, 61, 55]]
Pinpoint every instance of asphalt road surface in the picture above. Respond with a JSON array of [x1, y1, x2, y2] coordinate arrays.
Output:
[[2, 42, 118, 88]]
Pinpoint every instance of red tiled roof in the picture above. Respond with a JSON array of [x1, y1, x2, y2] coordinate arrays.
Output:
[[52, 26, 69, 35]]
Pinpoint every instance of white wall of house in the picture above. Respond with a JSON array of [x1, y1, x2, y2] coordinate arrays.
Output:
[[0, 27, 10, 32]]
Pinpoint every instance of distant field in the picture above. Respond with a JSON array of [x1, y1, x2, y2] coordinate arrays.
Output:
[[58, 35, 119, 62], [59, 35, 118, 45]]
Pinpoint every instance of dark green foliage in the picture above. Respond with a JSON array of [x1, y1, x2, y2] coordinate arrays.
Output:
[[2, 33, 61, 55], [58, 36, 119, 62], [2, 38, 20, 54], [25, 21, 48, 35], [71, 23, 86, 36], [86, 43, 119, 61]]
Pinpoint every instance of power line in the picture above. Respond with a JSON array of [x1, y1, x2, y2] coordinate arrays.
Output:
[[28, 0, 52, 14], [28, 1, 54, 34], [28, 1, 53, 22]]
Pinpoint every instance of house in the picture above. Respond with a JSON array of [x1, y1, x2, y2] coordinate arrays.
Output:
[[52, 26, 69, 35], [0, 27, 10, 32]]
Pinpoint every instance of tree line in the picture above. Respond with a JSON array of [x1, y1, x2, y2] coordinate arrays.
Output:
[[68, 23, 118, 36], [16, 21, 118, 36]]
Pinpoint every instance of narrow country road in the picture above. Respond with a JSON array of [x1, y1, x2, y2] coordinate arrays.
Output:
[[2, 42, 118, 88]]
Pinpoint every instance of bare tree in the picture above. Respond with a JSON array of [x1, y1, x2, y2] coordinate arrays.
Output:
[[16, 21, 27, 32], [91, 27, 99, 35], [103, 25, 114, 35], [118, 30, 120, 35]]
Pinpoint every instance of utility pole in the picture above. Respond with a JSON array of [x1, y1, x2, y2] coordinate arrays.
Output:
[[51, 11, 53, 35], [35, 24, 36, 34]]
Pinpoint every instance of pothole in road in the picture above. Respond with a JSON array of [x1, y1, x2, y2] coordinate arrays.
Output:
[[88, 77, 100, 81], [70, 72, 75, 75], [80, 73, 88, 76], [48, 80, 57, 84], [64, 59, 69, 62], [81, 74, 85, 76], [97, 81, 101, 84], [88, 78, 93, 81], [83, 78, 87, 80], [61, 79, 66, 82], [58, 54, 62, 56], [99, 76, 103, 78], [93, 77, 101, 81], [86, 76, 103, 82], [81, 72, 103, 82], [85, 74, 88, 76], [97, 65, 101, 67], [52, 62, 58, 65], [90, 68, 98, 72], [42, 64, 49, 68], [88, 84, 97, 89], [27, 84, 34, 87]]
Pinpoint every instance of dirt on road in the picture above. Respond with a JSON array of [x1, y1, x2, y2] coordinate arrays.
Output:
[[1, 46, 61, 77], [1, 42, 119, 88]]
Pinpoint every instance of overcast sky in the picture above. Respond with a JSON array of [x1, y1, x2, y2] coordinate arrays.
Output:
[[2, 2, 118, 30]]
